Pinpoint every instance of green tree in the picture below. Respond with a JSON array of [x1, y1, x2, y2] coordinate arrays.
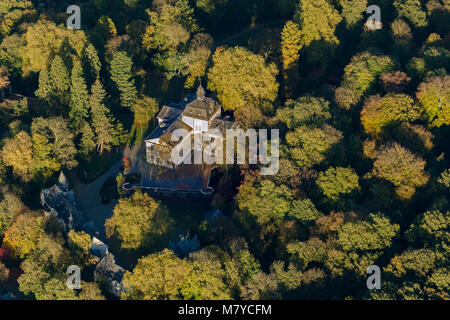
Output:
[[69, 61, 90, 131], [181, 248, 231, 300], [105, 190, 174, 250], [89, 79, 117, 154], [338, 0, 368, 28], [394, 0, 428, 28], [287, 238, 327, 270], [416, 75, 450, 127], [110, 51, 137, 109], [338, 213, 400, 251], [285, 125, 343, 168], [316, 167, 360, 201], [207, 46, 279, 111], [294, 0, 342, 46], [236, 177, 293, 226], [122, 249, 192, 300], [277, 96, 331, 129]]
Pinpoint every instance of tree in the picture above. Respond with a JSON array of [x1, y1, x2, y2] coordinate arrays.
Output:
[[337, 213, 400, 251], [285, 125, 343, 168], [0, 65, 9, 89], [288, 198, 323, 225], [3, 212, 45, 259], [132, 96, 159, 139], [122, 249, 192, 300], [380, 71, 411, 93], [143, 0, 199, 77], [335, 52, 396, 109], [1, 131, 34, 181], [372, 143, 429, 200], [277, 96, 331, 129], [394, 0, 428, 28], [338, 0, 368, 28], [181, 248, 231, 300], [78, 282, 106, 300], [49, 56, 70, 105], [180, 33, 213, 88], [360, 93, 420, 136], [287, 238, 327, 270], [416, 75, 450, 127], [31, 117, 78, 174], [89, 80, 117, 154], [82, 43, 101, 87], [294, 0, 342, 46], [207, 46, 279, 111], [105, 190, 174, 250], [68, 230, 91, 261], [79, 123, 96, 156], [0, 189, 22, 236], [0, 261, 9, 282], [20, 20, 86, 75], [236, 177, 293, 226], [316, 167, 360, 201], [69, 61, 90, 131], [110, 51, 137, 109], [281, 20, 302, 91]]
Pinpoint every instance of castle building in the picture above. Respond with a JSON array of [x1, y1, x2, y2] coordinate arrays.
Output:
[[145, 85, 238, 168]]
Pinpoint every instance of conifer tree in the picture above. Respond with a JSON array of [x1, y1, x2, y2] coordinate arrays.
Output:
[[89, 79, 116, 154], [69, 61, 90, 131], [110, 51, 137, 109], [49, 56, 70, 105], [281, 20, 302, 96]]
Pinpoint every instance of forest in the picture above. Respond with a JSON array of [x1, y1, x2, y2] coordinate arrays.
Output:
[[0, 0, 449, 300]]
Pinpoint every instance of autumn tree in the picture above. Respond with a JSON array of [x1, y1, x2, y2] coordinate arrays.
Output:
[[3, 212, 45, 259], [335, 52, 396, 109], [207, 46, 279, 111], [360, 93, 420, 136], [394, 0, 428, 28], [180, 33, 213, 88], [31, 117, 78, 176], [21, 19, 86, 75], [182, 248, 232, 300], [316, 167, 360, 201], [338, 0, 368, 29], [372, 143, 429, 200], [380, 71, 411, 93], [416, 75, 450, 127], [337, 213, 400, 251], [236, 177, 293, 227], [105, 191, 174, 250], [122, 249, 192, 300], [281, 20, 302, 93], [1, 131, 34, 181], [285, 125, 343, 168], [0, 189, 22, 236], [293, 0, 342, 65], [277, 96, 331, 129]]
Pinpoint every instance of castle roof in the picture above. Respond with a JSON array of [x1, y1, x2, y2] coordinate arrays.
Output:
[[182, 85, 220, 121]]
